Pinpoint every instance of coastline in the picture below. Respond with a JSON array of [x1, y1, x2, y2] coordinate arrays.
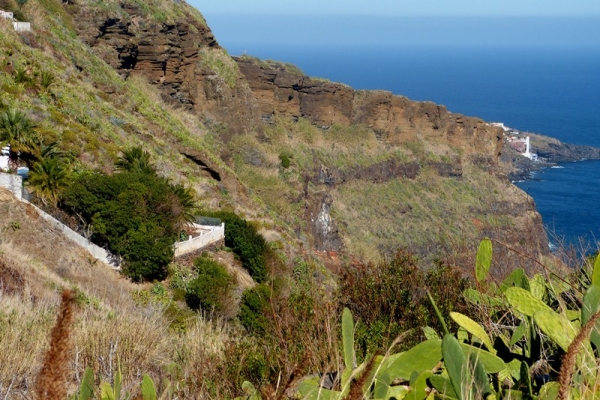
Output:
[[502, 130, 600, 182]]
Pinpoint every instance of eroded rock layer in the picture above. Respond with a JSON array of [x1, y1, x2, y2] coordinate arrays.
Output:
[[236, 58, 504, 158]]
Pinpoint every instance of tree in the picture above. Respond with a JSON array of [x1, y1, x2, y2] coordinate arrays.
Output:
[[115, 146, 155, 174], [0, 109, 38, 162], [28, 158, 70, 206], [171, 183, 198, 230]]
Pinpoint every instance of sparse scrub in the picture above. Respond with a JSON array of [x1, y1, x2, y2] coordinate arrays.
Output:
[[340, 250, 472, 357]]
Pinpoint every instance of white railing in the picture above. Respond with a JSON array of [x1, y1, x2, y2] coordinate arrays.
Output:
[[174, 223, 225, 257]]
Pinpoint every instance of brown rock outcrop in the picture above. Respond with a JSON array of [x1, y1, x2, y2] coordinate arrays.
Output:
[[69, 2, 260, 135], [236, 57, 504, 159]]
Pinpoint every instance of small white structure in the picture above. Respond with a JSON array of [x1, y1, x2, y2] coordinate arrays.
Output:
[[12, 21, 31, 32], [0, 145, 10, 172], [0, 172, 22, 200], [1, 9, 31, 31], [489, 122, 510, 132], [523, 136, 538, 161], [174, 223, 225, 257]]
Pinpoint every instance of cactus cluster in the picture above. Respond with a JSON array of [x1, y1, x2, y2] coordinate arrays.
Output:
[[72, 365, 170, 400], [235, 239, 600, 399]]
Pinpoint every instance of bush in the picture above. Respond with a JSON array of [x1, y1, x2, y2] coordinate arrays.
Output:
[[278, 153, 291, 169], [61, 171, 194, 281], [239, 284, 272, 334], [340, 250, 472, 356], [185, 255, 234, 313], [205, 212, 269, 282]]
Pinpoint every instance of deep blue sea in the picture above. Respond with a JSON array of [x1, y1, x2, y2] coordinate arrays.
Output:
[[227, 43, 600, 249]]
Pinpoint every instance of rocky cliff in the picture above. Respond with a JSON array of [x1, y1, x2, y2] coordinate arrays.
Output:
[[235, 57, 504, 159], [69, 1, 261, 135], [3, 0, 551, 273]]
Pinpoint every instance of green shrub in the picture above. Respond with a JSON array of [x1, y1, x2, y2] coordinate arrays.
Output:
[[185, 255, 234, 313], [205, 211, 269, 282], [340, 250, 472, 356], [61, 171, 195, 281], [239, 284, 272, 334], [278, 152, 291, 169]]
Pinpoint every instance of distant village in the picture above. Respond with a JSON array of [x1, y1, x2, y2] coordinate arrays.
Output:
[[490, 122, 538, 161]]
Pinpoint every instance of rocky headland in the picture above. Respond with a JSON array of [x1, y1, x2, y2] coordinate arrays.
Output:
[[502, 130, 600, 181]]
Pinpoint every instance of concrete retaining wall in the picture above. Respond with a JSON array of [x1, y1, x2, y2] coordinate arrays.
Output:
[[28, 201, 120, 268], [0, 173, 22, 200], [174, 223, 225, 257], [13, 22, 31, 31]]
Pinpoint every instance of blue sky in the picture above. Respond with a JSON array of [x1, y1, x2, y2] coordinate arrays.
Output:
[[189, 0, 600, 17], [187, 0, 600, 50]]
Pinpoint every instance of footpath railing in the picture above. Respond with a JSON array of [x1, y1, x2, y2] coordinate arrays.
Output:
[[174, 223, 225, 257]]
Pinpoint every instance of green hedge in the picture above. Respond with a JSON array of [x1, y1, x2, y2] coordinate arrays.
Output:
[[185, 255, 234, 313], [205, 211, 268, 283]]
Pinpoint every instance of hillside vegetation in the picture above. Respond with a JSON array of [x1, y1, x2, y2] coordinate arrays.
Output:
[[0, 0, 572, 398]]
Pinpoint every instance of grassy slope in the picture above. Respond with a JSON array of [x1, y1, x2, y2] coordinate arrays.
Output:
[[0, 1, 248, 396], [229, 113, 529, 265], [0, 0, 236, 196]]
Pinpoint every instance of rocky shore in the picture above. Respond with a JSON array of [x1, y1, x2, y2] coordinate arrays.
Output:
[[502, 131, 600, 181]]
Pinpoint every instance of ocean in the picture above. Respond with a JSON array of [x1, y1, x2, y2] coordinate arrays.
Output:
[[224, 42, 600, 249]]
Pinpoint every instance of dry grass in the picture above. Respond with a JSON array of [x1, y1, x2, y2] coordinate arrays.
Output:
[[0, 190, 235, 397], [0, 292, 58, 394]]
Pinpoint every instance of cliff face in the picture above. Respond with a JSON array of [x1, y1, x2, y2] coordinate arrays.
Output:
[[11, 0, 548, 272], [70, 2, 261, 135], [235, 58, 504, 158]]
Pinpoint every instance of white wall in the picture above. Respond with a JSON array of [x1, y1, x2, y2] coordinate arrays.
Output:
[[174, 223, 225, 257], [29, 202, 120, 269], [13, 22, 31, 31], [0, 172, 22, 200], [0, 172, 120, 268]]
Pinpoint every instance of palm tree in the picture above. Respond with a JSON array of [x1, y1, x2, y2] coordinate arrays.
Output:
[[115, 146, 155, 174], [28, 158, 71, 206], [172, 183, 198, 230], [0, 109, 38, 161]]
